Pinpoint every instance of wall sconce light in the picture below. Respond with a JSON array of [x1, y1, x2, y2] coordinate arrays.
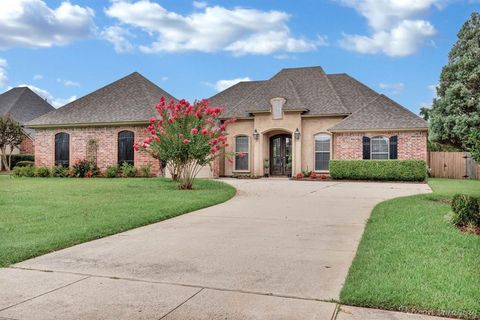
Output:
[[253, 129, 260, 140], [294, 128, 301, 140]]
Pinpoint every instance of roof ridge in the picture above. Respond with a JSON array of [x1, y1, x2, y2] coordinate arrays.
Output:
[[329, 94, 383, 129], [323, 72, 350, 114]]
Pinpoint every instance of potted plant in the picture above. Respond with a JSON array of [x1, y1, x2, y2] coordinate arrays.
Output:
[[263, 158, 270, 177], [286, 154, 292, 178]]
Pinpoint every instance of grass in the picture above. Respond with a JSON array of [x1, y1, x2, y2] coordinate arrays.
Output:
[[0, 175, 236, 267], [340, 178, 480, 319]]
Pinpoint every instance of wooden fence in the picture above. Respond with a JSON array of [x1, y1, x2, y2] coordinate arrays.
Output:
[[429, 152, 479, 179]]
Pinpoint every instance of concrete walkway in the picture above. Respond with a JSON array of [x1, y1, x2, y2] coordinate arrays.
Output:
[[0, 179, 439, 319]]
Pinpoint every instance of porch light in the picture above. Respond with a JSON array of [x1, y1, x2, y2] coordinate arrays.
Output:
[[294, 128, 301, 140], [253, 129, 260, 140]]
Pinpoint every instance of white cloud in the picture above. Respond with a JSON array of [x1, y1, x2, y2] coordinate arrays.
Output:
[[161, 76, 168, 81], [101, 25, 134, 53], [105, 1, 320, 55], [210, 77, 251, 92], [338, 0, 440, 56], [428, 83, 438, 96], [0, 58, 7, 88], [33, 74, 43, 80], [0, 0, 95, 49], [57, 78, 80, 87], [379, 82, 405, 94], [193, 1, 208, 9], [17, 84, 76, 108]]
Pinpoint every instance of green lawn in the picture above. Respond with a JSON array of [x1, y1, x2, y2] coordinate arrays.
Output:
[[340, 178, 480, 320], [0, 176, 235, 267]]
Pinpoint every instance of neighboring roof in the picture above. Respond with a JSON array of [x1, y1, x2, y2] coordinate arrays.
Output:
[[27, 72, 177, 127], [329, 95, 428, 131], [0, 87, 54, 123]]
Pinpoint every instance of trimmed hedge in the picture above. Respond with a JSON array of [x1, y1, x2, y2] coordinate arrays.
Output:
[[329, 160, 427, 181], [11, 154, 34, 168]]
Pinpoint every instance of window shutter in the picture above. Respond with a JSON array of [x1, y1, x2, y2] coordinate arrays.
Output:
[[362, 136, 370, 160], [389, 135, 398, 159]]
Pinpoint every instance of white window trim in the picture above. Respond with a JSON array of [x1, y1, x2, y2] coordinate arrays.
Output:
[[370, 136, 389, 160], [314, 133, 331, 172], [234, 135, 250, 172]]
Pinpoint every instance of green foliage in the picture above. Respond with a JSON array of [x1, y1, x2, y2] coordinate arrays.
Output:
[[139, 164, 152, 178], [34, 166, 50, 177], [11, 154, 34, 168], [329, 160, 427, 181], [0, 115, 24, 170], [12, 165, 35, 177], [51, 165, 69, 178], [120, 162, 136, 177], [15, 160, 34, 167], [104, 165, 119, 178], [466, 130, 480, 162], [451, 194, 480, 227], [72, 159, 99, 178], [302, 168, 312, 177], [428, 13, 480, 151]]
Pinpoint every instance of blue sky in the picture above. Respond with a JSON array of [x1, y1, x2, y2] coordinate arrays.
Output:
[[0, 0, 478, 113]]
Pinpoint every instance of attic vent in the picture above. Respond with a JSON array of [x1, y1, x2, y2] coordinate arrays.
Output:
[[270, 97, 286, 120]]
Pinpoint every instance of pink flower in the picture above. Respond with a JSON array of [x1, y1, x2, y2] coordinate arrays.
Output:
[[149, 116, 156, 123], [133, 143, 139, 151], [154, 135, 159, 141], [191, 128, 198, 135], [219, 124, 226, 131], [183, 139, 190, 145], [142, 143, 148, 149], [144, 137, 152, 144], [168, 117, 175, 124], [201, 129, 208, 135], [210, 147, 218, 153]]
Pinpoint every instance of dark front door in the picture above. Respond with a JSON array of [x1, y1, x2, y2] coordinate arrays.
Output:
[[55, 132, 70, 167], [270, 134, 292, 176]]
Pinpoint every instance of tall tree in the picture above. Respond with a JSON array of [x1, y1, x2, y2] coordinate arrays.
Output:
[[0, 115, 24, 171], [428, 12, 480, 158]]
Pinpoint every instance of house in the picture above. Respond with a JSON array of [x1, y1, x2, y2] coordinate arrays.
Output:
[[27, 72, 177, 174], [27, 67, 428, 178], [209, 66, 427, 177], [0, 87, 54, 169]]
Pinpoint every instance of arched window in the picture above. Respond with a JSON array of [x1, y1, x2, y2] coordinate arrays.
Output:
[[55, 132, 70, 167], [235, 136, 249, 171], [118, 130, 134, 165], [314, 134, 330, 171], [371, 136, 389, 160]]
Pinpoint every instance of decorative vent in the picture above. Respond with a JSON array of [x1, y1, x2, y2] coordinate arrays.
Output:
[[270, 97, 286, 120]]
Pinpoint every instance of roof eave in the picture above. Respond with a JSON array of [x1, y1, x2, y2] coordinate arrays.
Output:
[[329, 127, 428, 133], [26, 120, 150, 129]]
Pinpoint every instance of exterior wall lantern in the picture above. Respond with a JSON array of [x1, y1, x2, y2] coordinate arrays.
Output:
[[253, 129, 260, 140], [294, 128, 301, 140]]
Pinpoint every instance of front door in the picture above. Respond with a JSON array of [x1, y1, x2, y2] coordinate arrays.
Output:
[[270, 134, 292, 176]]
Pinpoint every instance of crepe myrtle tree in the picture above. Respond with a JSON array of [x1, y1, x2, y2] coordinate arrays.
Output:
[[0, 114, 23, 171], [135, 97, 236, 189]]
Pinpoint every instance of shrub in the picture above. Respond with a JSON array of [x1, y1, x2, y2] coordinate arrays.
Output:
[[140, 164, 152, 178], [35, 166, 50, 177], [72, 159, 99, 178], [120, 162, 136, 178], [295, 172, 304, 180], [51, 165, 69, 177], [451, 194, 480, 227], [10, 154, 34, 168], [15, 160, 34, 167], [329, 160, 427, 182], [12, 165, 35, 177], [104, 165, 119, 178], [309, 171, 317, 180], [302, 168, 312, 178]]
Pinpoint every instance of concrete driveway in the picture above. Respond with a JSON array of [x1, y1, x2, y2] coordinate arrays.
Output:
[[0, 179, 431, 320]]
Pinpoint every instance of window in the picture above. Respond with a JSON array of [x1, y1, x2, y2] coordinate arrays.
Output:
[[270, 97, 285, 120], [235, 136, 249, 171], [315, 134, 330, 171], [118, 130, 134, 165], [55, 132, 70, 167], [371, 136, 389, 160]]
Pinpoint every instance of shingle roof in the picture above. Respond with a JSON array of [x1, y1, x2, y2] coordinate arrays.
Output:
[[27, 72, 177, 127], [208, 81, 265, 118], [0, 87, 54, 124], [329, 95, 428, 131]]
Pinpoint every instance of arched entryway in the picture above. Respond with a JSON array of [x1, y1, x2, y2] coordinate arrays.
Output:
[[269, 134, 292, 176]]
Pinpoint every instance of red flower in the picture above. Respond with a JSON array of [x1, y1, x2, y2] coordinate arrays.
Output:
[[183, 139, 190, 145], [154, 135, 160, 141], [201, 129, 208, 135], [149, 116, 156, 123], [219, 124, 226, 131], [168, 117, 175, 124], [133, 143, 139, 151], [141, 142, 148, 149], [191, 128, 198, 134], [144, 137, 152, 144], [210, 147, 218, 153]]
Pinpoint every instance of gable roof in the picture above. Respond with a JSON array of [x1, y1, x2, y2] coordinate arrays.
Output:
[[27, 72, 177, 127], [0, 87, 54, 124], [329, 95, 428, 131]]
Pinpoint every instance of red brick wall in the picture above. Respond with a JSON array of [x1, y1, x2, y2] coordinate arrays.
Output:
[[35, 126, 160, 174], [333, 131, 428, 161], [20, 136, 34, 154]]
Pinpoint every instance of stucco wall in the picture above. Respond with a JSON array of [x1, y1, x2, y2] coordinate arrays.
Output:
[[34, 126, 160, 174], [333, 131, 428, 161]]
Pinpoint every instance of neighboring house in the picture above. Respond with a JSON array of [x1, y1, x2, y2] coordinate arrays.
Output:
[[26, 72, 178, 175], [209, 66, 428, 177], [0, 87, 54, 170]]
